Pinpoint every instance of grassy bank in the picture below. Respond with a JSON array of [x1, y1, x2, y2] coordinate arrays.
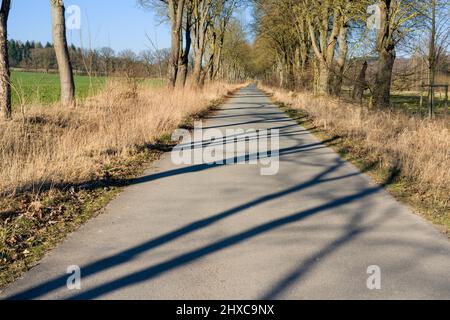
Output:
[[261, 85, 450, 234], [0, 80, 240, 287]]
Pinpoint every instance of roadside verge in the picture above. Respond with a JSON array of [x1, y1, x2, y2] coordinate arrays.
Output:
[[0, 83, 244, 288], [260, 85, 450, 237]]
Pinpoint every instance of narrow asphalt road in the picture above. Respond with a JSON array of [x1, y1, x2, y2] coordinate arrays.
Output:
[[2, 85, 450, 300]]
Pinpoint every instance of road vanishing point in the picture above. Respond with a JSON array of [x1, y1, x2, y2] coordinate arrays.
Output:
[[2, 85, 450, 300]]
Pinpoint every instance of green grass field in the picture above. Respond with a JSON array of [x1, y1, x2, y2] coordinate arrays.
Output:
[[143, 78, 165, 88], [11, 71, 165, 107], [342, 86, 449, 116], [390, 91, 448, 115], [11, 71, 107, 106]]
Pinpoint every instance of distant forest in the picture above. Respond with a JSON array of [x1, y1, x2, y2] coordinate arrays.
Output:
[[8, 39, 170, 78]]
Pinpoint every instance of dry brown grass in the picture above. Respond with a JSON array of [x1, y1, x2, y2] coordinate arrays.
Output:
[[262, 85, 450, 221], [0, 80, 238, 197], [0, 80, 241, 286]]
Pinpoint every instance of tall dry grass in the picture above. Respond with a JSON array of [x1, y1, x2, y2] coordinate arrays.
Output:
[[262, 85, 450, 207], [0, 80, 238, 197]]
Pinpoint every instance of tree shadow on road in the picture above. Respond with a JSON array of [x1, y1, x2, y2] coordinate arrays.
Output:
[[67, 175, 386, 300], [7, 146, 368, 299], [7, 88, 439, 301]]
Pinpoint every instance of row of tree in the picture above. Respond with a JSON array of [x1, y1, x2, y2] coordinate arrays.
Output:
[[138, 0, 246, 88], [252, 0, 449, 109], [0, 0, 249, 120], [0, 0, 76, 119], [9, 40, 53, 67], [8, 39, 171, 78]]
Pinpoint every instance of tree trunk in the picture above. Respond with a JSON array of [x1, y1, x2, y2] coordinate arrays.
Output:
[[206, 31, 217, 81], [330, 73, 343, 97], [176, 11, 191, 88], [429, 0, 436, 86], [199, 65, 207, 87], [168, 0, 185, 88], [277, 55, 284, 88], [192, 29, 206, 86], [51, 0, 75, 106], [192, 53, 201, 85], [428, 0, 436, 115], [372, 0, 396, 108], [0, 0, 11, 120], [306, 5, 340, 95], [192, 0, 213, 87], [330, 72, 343, 96], [352, 61, 368, 102], [317, 60, 331, 95], [212, 39, 223, 80], [330, 20, 348, 96], [373, 50, 395, 108], [205, 51, 214, 82], [286, 61, 295, 90]]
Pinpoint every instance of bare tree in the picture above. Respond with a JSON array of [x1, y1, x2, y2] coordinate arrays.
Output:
[[329, 13, 349, 96], [50, 0, 75, 106], [0, 0, 11, 120], [204, 0, 237, 82], [304, 0, 341, 94], [143, 33, 171, 80], [176, 0, 193, 88], [428, 0, 437, 87], [138, 0, 185, 87], [220, 19, 252, 82], [139, 0, 240, 87], [99, 47, 115, 76], [372, 0, 424, 108], [163, 0, 186, 87], [409, 0, 449, 88], [254, 0, 299, 89], [191, 0, 214, 86]]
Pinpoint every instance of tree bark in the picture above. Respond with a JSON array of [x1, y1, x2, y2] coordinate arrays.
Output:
[[352, 61, 368, 102], [284, 53, 295, 90], [428, 0, 436, 115], [293, 15, 310, 85], [192, 27, 207, 86], [372, 0, 396, 108], [306, 5, 340, 95], [330, 19, 348, 96], [192, 0, 213, 87], [176, 9, 191, 88], [373, 50, 395, 108], [277, 55, 284, 88], [0, 0, 11, 120], [317, 60, 331, 94], [429, 0, 436, 86], [205, 29, 218, 81], [212, 42, 222, 80], [168, 0, 185, 88], [211, 22, 227, 81], [50, 0, 75, 106]]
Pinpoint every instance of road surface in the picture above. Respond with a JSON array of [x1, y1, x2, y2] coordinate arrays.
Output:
[[2, 85, 450, 300]]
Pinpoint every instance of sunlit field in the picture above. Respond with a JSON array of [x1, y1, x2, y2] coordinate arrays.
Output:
[[10, 71, 164, 107]]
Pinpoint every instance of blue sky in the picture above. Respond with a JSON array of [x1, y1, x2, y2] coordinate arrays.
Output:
[[8, 0, 253, 54], [9, 0, 172, 54]]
